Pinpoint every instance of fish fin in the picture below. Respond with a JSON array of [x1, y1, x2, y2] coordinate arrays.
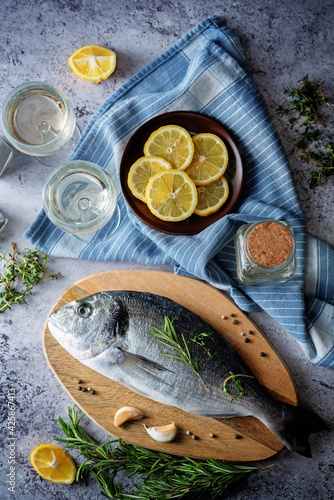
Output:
[[190, 410, 244, 418], [268, 406, 329, 458], [116, 348, 174, 387]]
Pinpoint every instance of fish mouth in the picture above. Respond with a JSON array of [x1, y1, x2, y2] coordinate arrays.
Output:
[[48, 314, 73, 337], [48, 316, 68, 341], [47, 315, 105, 360], [48, 318, 90, 359], [48, 314, 63, 330]]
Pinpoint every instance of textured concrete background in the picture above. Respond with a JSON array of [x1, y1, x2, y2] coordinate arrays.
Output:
[[0, 0, 333, 499]]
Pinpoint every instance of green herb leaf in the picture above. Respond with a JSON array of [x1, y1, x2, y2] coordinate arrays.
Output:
[[56, 406, 273, 499], [145, 316, 208, 388], [222, 372, 255, 403], [276, 75, 334, 187], [0, 242, 60, 313], [189, 331, 215, 360]]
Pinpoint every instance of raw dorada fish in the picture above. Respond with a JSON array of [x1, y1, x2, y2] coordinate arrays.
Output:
[[48, 291, 328, 456]]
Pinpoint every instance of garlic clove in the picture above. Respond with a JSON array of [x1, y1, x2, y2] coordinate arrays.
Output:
[[143, 422, 177, 443], [114, 406, 145, 428]]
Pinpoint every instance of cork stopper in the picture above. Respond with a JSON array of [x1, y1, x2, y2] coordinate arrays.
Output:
[[247, 222, 292, 267]]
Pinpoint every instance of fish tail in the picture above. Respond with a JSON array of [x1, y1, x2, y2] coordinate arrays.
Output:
[[277, 406, 329, 458]]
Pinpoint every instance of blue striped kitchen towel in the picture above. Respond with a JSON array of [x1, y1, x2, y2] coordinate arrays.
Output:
[[25, 15, 334, 368]]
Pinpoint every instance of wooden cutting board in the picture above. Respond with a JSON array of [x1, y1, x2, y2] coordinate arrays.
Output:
[[44, 270, 298, 462]]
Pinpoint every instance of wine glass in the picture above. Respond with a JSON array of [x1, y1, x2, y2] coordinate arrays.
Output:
[[1, 81, 80, 167], [43, 160, 121, 241]]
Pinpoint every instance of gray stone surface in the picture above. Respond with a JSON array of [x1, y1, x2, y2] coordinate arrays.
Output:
[[0, 0, 333, 499]]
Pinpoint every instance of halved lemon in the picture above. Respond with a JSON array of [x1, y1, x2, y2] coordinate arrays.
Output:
[[30, 444, 76, 484], [68, 45, 116, 82], [194, 176, 229, 216], [143, 125, 194, 170], [145, 170, 197, 222], [128, 156, 172, 202], [185, 133, 229, 186]]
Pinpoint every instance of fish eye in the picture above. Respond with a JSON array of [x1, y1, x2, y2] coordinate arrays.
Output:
[[77, 303, 92, 317]]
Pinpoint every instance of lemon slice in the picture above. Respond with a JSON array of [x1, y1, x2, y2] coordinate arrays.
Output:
[[194, 176, 229, 216], [185, 133, 229, 186], [128, 156, 172, 202], [145, 170, 197, 222], [30, 444, 76, 484], [68, 45, 116, 82], [143, 125, 194, 170]]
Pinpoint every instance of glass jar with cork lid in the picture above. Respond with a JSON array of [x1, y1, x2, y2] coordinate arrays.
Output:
[[234, 220, 297, 285]]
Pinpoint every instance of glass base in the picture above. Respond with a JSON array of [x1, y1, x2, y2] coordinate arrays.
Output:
[[0, 137, 13, 177], [0, 211, 8, 233], [34, 124, 81, 168], [71, 205, 121, 243]]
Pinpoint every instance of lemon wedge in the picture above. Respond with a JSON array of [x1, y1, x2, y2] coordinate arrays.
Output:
[[68, 45, 116, 82], [185, 133, 229, 186], [143, 125, 194, 170], [30, 444, 76, 484], [194, 176, 229, 216], [145, 170, 197, 222], [128, 156, 172, 202]]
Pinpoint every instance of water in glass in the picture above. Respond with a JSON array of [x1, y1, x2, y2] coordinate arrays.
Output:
[[2, 82, 76, 157], [43, 160, 118, 236]]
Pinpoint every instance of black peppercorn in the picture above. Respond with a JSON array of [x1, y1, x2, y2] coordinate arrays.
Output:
[[230, 313, 235, 317], [244, 338, 250, 343], [260, 352, 266, 357], [78, 386, 82, 391], [77, 379, 82, 384], [232, 319, 238, 324], [91, 390, 96, 395], [82, 387, 86, 392], [234, 434, 240, 439], [248, 330, 253, 335]]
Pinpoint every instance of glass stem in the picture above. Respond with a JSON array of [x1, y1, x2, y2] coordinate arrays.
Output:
[[78, 197, 93, 223], [36, 120, 59, 143]]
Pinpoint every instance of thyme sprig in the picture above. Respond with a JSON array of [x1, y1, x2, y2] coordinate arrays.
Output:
[[276, 75, 334, 187], [190, 331, 215, 360], [0, 242, 60, 313], [146, 316, 208, 388], [57, 406, 273, 499], [223, 371, 255, 403]]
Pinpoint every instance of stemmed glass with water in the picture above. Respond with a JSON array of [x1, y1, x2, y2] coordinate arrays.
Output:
[[1, 81, 120, 239], [43, 160, 120, 240], [1, 81, 79, 166]]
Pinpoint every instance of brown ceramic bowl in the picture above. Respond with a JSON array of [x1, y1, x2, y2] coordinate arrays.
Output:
[[120, 111, 245, 235]]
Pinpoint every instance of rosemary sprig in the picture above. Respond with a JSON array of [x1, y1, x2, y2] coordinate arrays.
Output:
[[223, 371, 255, 403], [190, 331, 215, 360], [0, 242, 60, 313], [56, 406, 273, 499], [146, 316, 208, 388], [276, 74, 334, 187]]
